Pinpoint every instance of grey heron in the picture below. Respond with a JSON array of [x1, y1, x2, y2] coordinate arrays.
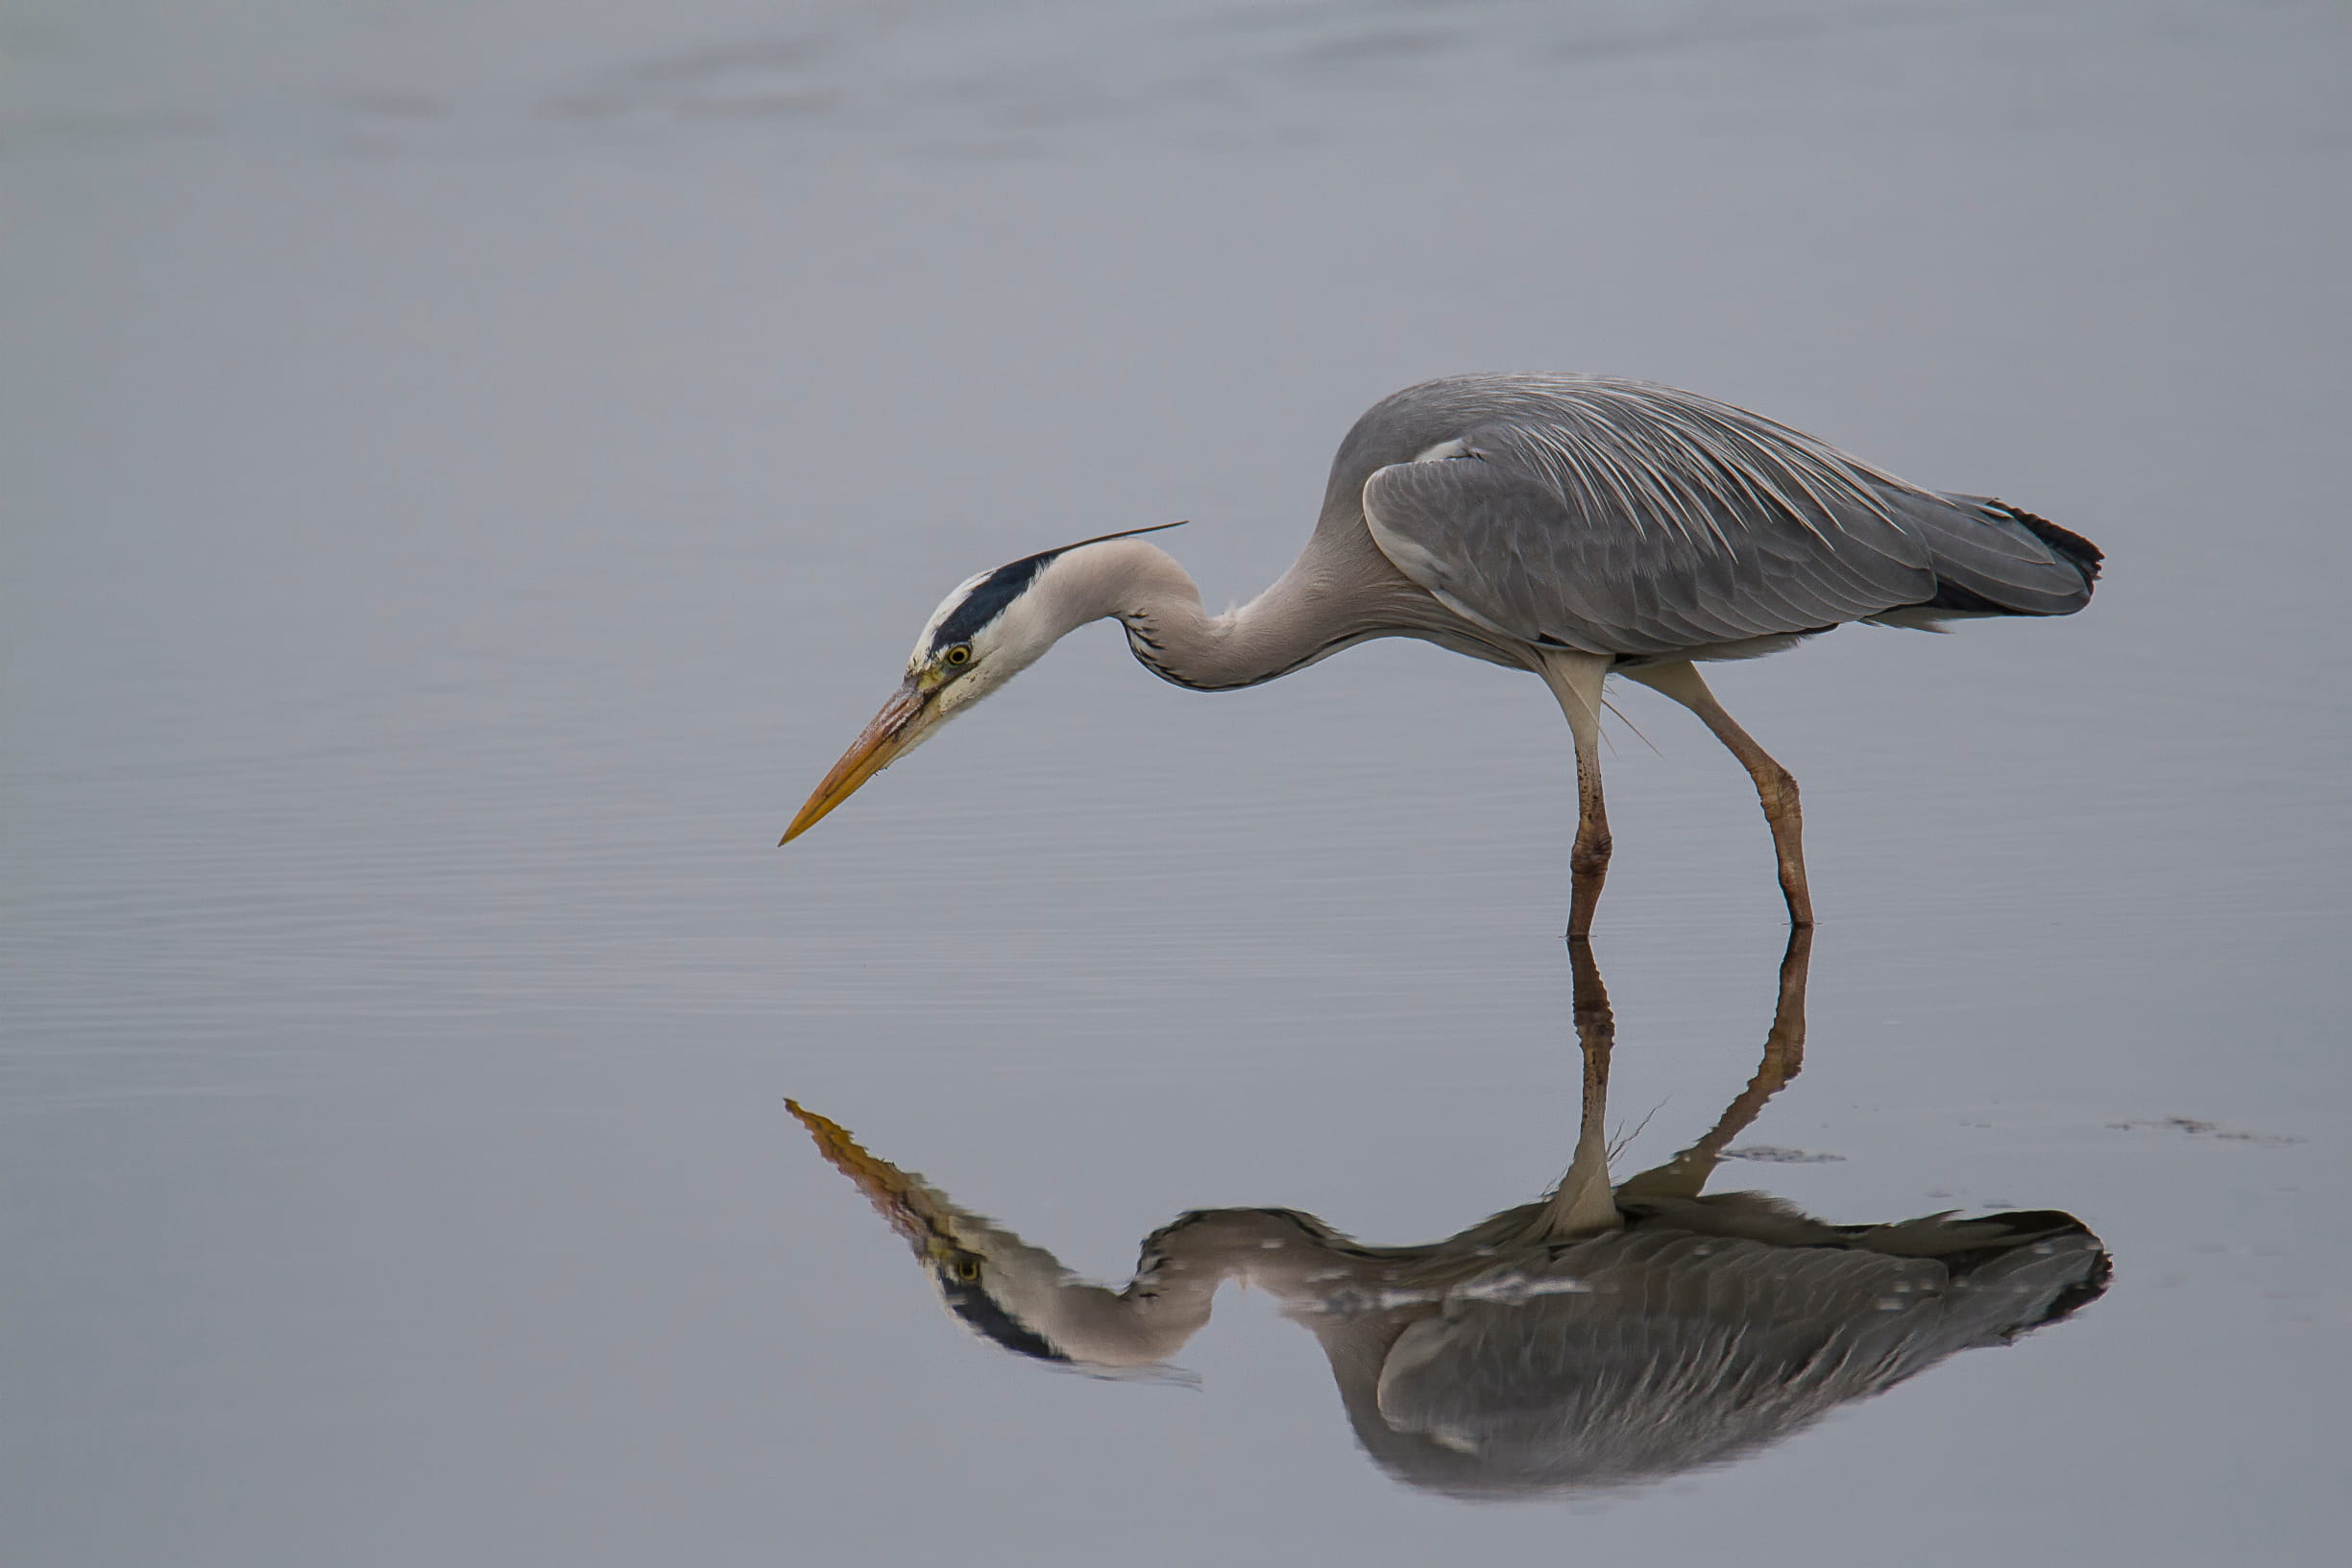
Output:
[[783, 374, 2101, 931], [787, 932, 2109, 1497]]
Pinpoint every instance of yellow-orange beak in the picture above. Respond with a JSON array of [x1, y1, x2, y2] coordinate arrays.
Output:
[[780, 681, 934, 845]]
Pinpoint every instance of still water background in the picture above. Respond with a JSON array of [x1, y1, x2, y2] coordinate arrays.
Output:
[[6, 1, 2348, 1562]]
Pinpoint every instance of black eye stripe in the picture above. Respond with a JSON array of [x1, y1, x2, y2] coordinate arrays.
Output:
[[925, 523, 1187, 656], [928, 551, 1059, 652], [933, 1264, 1070, 1363]]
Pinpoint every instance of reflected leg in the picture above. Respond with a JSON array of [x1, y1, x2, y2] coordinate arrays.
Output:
[[1616, 924, 1814, 1202], [1540, 935, 1624, 1236], [1623, 661, 1815, 928]]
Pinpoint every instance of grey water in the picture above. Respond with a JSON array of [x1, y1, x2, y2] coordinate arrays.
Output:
[[4, 1, 2348, 1562]]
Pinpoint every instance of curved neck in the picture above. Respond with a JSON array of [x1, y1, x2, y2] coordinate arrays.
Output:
[[1041, 539, 1378, 691]]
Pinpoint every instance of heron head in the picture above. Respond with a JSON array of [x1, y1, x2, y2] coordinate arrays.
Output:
[[780, 522, 1184, 844]]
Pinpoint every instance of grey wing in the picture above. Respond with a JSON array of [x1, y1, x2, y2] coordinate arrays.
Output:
[[1360, 428, 1938, 659]]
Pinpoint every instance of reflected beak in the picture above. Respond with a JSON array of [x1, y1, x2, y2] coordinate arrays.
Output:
[[785, 1098, 954, 1251], [780, 681, 934, 845]]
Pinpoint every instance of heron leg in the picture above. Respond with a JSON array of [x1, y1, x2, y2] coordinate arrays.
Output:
[[1623, 661, 1815, 928], [1537, 650, 1614, 939]]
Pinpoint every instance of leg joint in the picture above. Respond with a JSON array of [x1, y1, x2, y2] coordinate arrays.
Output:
[[1571, 833, 1613, 878], [1755, 763, 1799, 819]]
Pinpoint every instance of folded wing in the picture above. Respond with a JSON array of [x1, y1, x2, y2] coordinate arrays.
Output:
[[1358, 381, 2091, 657]]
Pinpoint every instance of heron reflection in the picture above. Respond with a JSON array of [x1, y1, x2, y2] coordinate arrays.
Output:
[[789, 932, 2108, 1499]]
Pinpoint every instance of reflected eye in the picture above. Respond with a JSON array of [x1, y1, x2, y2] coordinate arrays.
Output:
[[942, 644, 973, 667]]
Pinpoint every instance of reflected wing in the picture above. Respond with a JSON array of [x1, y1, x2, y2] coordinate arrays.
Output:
[[1369, 1227, 2105, 1493], [1359, 384, 2084, 656]]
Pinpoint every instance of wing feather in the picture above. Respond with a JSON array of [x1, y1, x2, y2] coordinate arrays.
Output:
[[1363, 446, 1931, 656], [1355, 379, 2087, 656]]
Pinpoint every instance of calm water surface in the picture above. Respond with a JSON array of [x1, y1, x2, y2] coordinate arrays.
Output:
[[6, 2, 2349, 1563]]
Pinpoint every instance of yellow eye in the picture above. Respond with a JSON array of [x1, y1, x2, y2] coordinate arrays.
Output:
[[943, 644, 973, 667], [954, 1257, 982, 1282]]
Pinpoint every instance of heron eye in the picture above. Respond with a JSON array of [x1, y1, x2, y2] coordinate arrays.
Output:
[[942, 644, 973, 667], [954, 1257, 982, 1282]]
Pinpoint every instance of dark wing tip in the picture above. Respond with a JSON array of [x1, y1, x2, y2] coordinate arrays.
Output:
[[1996, 503, 2104, 583]]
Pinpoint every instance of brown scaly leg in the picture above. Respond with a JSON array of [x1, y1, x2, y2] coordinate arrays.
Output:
[[1624, 661, 1815, 928], [1538, 650, 1615, 939]]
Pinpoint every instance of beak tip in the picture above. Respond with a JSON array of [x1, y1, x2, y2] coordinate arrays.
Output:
[[783, 685, 930, 849], [783, 683, 930, 850]]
